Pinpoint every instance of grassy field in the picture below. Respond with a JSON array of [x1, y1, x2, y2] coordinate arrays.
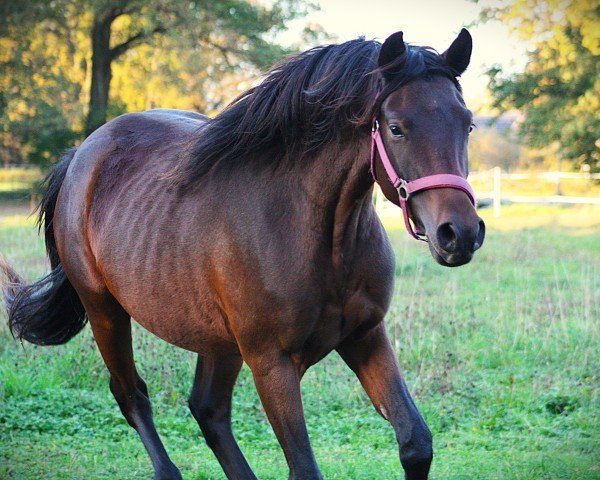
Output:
[[0, 203, 599, 479]]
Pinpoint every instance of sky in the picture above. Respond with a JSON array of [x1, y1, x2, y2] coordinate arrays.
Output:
[[277, 0, 530, 110]]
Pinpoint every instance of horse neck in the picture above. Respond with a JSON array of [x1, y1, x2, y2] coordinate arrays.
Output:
[[297, 134, 374, 270]]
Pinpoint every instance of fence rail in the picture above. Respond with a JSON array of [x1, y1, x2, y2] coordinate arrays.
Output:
[[473, 167, 600, 216], [375, 167, 600, 217], [469, 170, 600, 181]]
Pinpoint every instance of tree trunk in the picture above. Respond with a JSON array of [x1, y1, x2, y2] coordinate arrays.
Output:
[[85, 14, 114, 136]]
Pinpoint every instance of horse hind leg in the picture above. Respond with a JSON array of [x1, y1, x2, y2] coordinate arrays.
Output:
[[189, 352, 257, 479], [82, 292, 182, 480]]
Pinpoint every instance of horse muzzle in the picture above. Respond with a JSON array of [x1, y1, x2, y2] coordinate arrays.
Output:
[[427, 216, 485, 267]]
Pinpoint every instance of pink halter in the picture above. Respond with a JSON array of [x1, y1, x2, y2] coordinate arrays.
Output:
[[370, 119, 476, 241]]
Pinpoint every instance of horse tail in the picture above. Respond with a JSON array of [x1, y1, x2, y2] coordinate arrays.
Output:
[[0, 148, 87, 345]]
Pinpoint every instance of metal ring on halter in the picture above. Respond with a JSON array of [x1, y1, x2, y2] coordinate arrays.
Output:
[[397, 180, 410, 201], [372, 119, 379, 132]]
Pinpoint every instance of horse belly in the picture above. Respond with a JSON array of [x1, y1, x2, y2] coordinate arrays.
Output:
[[101, 263, 236, 353], [132, 291, 234, 353]]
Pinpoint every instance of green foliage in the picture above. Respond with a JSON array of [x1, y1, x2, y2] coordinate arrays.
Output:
[[0, 4, 87, 167], [13, 104, 81, 166], [0, 0, 317, 167], [0, 205, 599, 478], [481, 0, 600, 170]]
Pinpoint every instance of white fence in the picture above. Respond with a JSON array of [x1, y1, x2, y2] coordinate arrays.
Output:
[[374, 168, 600, 217], [471, 167, 600, 216]]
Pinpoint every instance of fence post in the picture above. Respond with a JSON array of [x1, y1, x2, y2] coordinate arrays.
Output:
[[493, 166, 501, 217]]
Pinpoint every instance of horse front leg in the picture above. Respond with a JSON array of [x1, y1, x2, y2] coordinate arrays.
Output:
[[246, 352, 323, 480], [337, 323, 433, 480]]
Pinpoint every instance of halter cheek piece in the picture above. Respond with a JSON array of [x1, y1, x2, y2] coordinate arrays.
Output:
[[370, 119, 476, 241]]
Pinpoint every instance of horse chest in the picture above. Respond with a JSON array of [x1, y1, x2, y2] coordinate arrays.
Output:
[[288, 276, 390, 371], [283, 235, 395, 369]]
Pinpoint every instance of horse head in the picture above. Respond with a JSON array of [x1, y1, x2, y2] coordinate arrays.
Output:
[[373, 29, 485, 266]]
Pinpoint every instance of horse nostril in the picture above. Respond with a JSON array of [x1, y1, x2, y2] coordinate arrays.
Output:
[[473, 219, 486, 252], [436, 222, 458, 253]]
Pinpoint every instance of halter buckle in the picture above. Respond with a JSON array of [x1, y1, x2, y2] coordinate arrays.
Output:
[[371, 119, 379, 132]]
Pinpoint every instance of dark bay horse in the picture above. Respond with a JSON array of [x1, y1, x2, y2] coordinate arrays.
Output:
[[1, 29, 484, 479]]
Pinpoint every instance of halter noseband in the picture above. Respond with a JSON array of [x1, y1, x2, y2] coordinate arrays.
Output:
[[370, 119, 476, 241]]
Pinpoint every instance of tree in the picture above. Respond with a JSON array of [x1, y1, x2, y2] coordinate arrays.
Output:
[[0, 3, 86, 166], [82, 0, 311, 134], [0, 0, 316, 164], [480, 0, 600, 170]]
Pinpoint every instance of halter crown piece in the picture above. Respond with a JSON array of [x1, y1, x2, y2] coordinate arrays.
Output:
[[370, 119, 476, 241]]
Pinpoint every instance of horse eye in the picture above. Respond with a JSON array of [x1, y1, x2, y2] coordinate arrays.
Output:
[[389, 125, 404, 137], [468, 123, 476, 134]]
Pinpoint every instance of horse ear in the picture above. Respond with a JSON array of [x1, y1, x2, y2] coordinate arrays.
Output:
[[378, 31, 406, 70], [442, 28, 472, 75]]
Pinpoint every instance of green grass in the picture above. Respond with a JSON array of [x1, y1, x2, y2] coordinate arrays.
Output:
[[1, 204, 599, 479]]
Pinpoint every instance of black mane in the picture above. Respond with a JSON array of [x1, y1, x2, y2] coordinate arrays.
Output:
[[177, 38, 460, 185]]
